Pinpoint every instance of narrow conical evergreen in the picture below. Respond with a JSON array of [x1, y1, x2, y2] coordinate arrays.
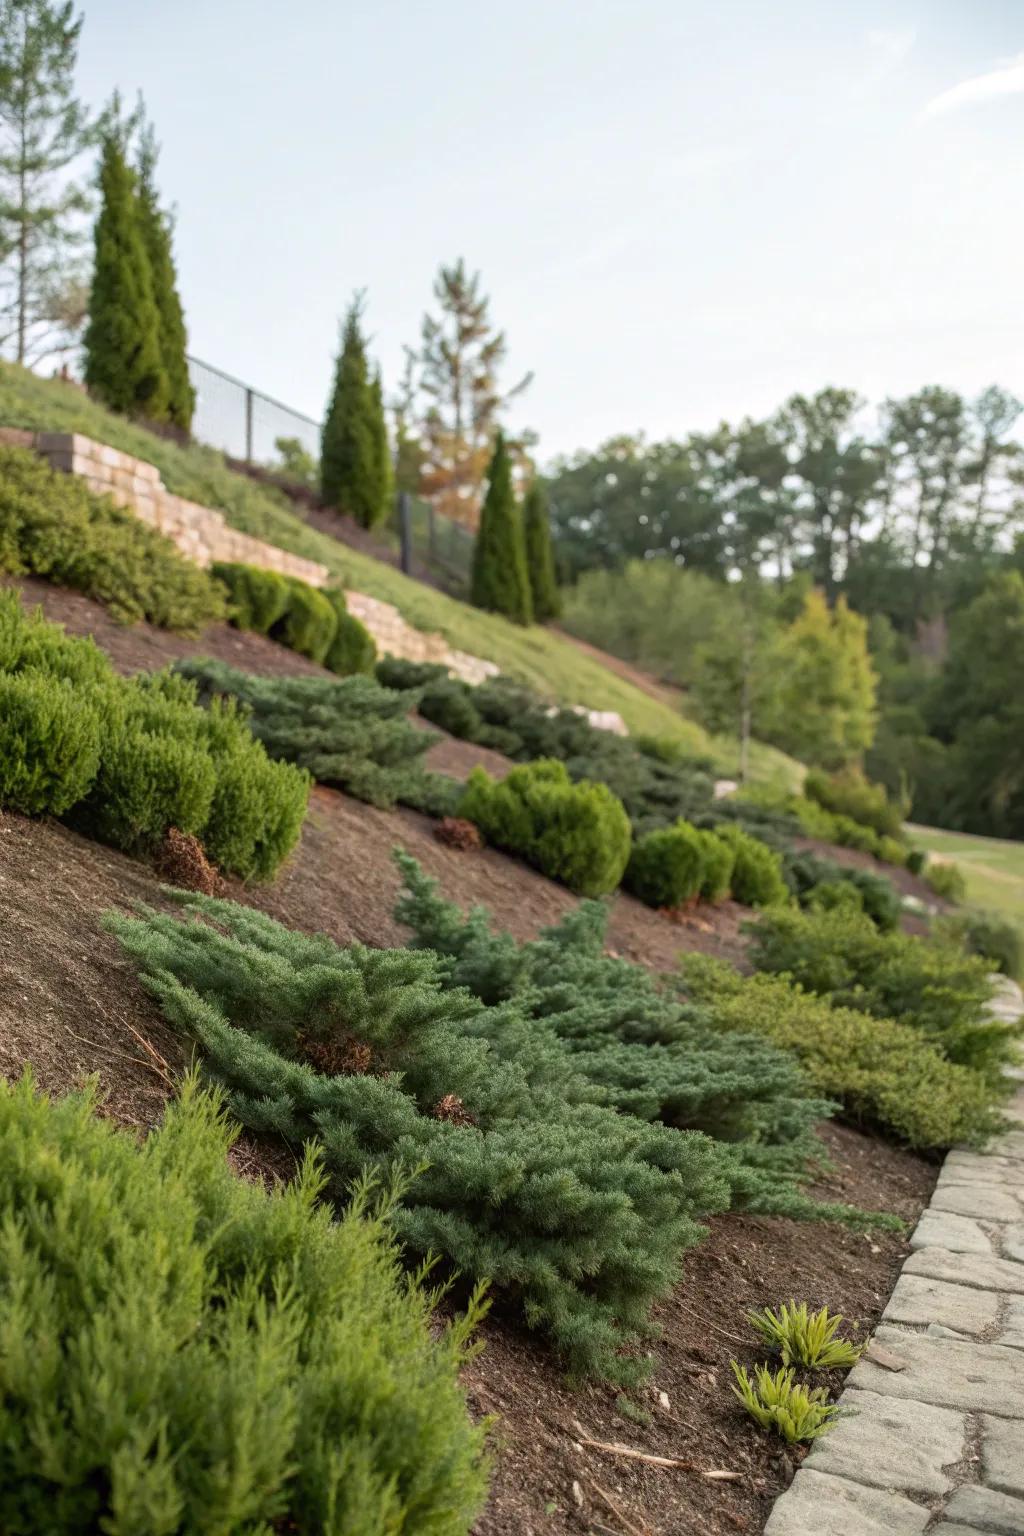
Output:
[[370, 368, 393, 525], [84, 131, 168, 421], [321, 296, 383, 528], [136, 122, 194, 431], [470, 433, 532, 623], [523, 480, 561, 621]]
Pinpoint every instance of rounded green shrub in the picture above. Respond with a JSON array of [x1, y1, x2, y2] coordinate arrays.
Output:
[[271, 577, 338, 663], [696, 829, 736, 902], [804, 768, 905, 840], [0, 671, 101, 815], [714, 824, 789, 907], [460, 759, 632, 896], [212, 560, 291, 633], [876, 834, 907, 867], [322, 589, 377, 676], [0, 1071, 488, 1535], [926, 861, 967, 903], [625, 821, 705, 909]]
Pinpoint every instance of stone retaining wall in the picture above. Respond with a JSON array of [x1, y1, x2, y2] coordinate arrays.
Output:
[[32, 431, 330, 588], [8, 427, 630, 711]]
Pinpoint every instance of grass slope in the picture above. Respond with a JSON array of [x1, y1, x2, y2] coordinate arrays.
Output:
[[0, 362, 800, 783], [909, 823, 1024, 918]]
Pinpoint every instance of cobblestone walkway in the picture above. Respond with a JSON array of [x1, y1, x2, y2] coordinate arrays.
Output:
[[765, 977, 1024, 1536]]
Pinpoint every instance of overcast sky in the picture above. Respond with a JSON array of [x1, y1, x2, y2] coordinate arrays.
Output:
[[74, 0, 1024, 464]]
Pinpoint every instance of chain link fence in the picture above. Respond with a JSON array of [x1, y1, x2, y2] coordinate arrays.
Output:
[[187, 355, 320, 467], [186, 354, 477, 594]]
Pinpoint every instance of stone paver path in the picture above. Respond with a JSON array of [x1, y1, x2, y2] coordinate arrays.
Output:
[[764, 977, 1024, 1536]]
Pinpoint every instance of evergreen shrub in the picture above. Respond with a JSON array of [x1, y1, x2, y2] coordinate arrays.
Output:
[[0, 595, 309, 877], [460, 759, 632, 896], [936, 910, 1024, 982], [784, 851, 901, 932], [211, 560, 291, 633], [175, 657, 453, 813], [680, 956, 1003, 1148], [0, 671, 101, 815], [625, 821, 705, 909], [112, 893, 725, 1383], [804, 768, 905, 840], [271, 577, 338, 663], [0, 446, 226, 630], [112, 860, 881, 1382], [747, 906, 1016, 1080], [715, 824, 789, 907], [322, 588, 377, 675], [926, 862, 968, 903], [696, 828, 736, 902], [0, 1070, 487, 1534]]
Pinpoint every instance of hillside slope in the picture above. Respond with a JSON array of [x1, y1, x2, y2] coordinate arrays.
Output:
[[0, 362, 801, 784]]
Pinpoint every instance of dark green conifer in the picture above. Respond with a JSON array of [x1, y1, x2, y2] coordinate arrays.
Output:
[[136, 120, 194, 431], [321, 295, 384, 528], [83, 130, 168, 420], [370, 368, 393, 525], [523, 479, 560, 621], [470, 432, 532, 624]]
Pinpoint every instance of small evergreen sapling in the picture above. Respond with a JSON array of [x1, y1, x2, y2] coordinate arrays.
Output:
[[747, 1302, 862, 1369]]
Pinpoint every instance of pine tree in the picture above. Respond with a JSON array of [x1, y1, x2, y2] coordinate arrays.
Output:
[[136, 116, 193, 430], [0, 0, 97, 365], [83, 127, 168, 420], [470, 432, 532, 624], [523, 479, 560, 621], [370, 367, 393, 524], [321, 295, 383, 527]]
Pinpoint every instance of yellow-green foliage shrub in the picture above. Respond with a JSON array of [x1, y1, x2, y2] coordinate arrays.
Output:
[[680, 956, 1004, 1148]]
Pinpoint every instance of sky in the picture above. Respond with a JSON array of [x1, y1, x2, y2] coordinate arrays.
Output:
[[73, 0, 1024, 466]]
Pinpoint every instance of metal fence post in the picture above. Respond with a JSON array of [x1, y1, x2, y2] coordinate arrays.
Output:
[[244, 387, 254, 463]]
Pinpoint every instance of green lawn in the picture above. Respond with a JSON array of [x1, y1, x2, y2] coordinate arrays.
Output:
[[0, 362, 801, 785], [908, 823, 1024, 917]]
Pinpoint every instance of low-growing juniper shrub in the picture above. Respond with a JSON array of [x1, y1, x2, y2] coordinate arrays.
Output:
[[783, 851, 902, 932], [174, 657, 458, 813]]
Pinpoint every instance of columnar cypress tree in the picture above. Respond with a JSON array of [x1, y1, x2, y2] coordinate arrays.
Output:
[[370, 368, 393, 525], [83, 131, 167, 420], [136, 121, 194, 431], [321, 296, 382, 528], [470, 433, 532, 624], [523, 479, 560, 621]]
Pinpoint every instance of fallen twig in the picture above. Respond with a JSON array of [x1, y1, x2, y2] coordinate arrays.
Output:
[[580, 1435, 742, 1480], [589, 1479, 651, 1536]]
